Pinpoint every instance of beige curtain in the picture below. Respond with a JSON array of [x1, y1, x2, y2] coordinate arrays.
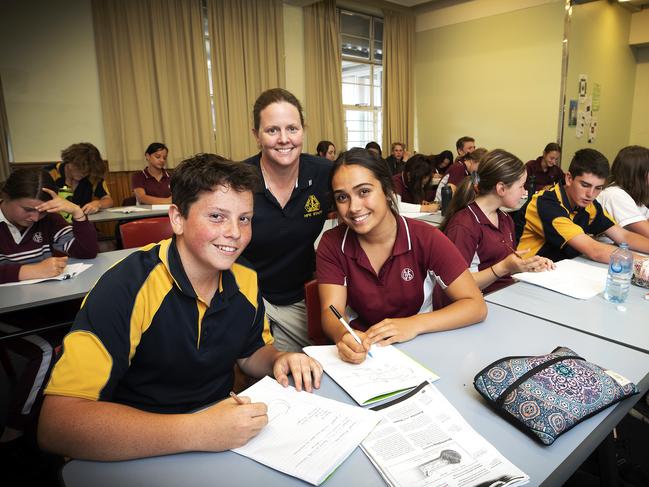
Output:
[[207, 0, 285, 161], [382, 9, 415, 153], [304, 0, 345, 154], [0, 75, 11, 179], [92, 0, 214, 171]]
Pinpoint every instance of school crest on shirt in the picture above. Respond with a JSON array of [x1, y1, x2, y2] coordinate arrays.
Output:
[[401, 267, 414, 281], [304, 194, 323, 218], [33, 232, 43, 243]]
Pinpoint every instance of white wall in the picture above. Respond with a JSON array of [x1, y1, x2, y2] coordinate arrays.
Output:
[[0, 0, 105, 162]]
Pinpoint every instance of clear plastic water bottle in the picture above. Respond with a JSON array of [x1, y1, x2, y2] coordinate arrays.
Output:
[[603, 243, 633, 303]]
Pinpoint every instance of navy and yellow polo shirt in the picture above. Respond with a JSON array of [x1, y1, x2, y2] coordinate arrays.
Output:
[[515, 183, 615, 261], [45, 238, 272, 414], [243, 153, 332, 305], [46, 162, 110, 207]]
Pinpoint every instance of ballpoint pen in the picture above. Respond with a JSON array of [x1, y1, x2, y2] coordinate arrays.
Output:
[[328, 305, 373, 358], [230, 391, 245, 405]]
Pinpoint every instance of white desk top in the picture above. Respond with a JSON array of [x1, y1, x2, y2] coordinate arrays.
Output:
[[486, 258, 649, 353], [88, 207, 169, 223], [0, 249, 137, 314], [61, 304, 649, 487]]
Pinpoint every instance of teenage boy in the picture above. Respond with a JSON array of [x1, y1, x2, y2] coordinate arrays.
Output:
[[38, 154, 323, 461], [516, 148, 649, 262]]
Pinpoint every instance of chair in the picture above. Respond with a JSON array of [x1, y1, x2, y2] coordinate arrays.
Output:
[[119, 216, 173, 249], [304, 279, 331, 345]]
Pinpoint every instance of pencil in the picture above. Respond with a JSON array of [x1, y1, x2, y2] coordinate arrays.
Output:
[[328, 305, 373, 358], [229, 391, 245, 405]]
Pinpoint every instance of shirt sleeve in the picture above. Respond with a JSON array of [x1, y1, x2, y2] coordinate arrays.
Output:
[[131, 171, 145, 191], [238, 285, 272, 358], [444, 218, 480, 271], [0, 263, 21, 284], [537, 195, 584, 248], [447, 164, 468, 186], [315, 229, 347, 286], [427, 228, 469, 288], [48, 213, 99, 258], [597, 187, 646, 228], [94, 179, 110, 198], [45, 269, 136, 401], [589, 201, 616, 236]]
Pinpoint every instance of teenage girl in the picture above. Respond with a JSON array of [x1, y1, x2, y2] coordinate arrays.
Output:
[[441, 149, 554, 294], [0, 169, 98, 443], [316, 148, 486, 364], [597, 145, 649, 240], [132, 142, 172, 204], [392, 154, 439, 213]]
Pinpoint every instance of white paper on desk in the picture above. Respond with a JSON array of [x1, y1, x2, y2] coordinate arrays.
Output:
[[0, 263, 92, 287], [106, 206, 149, 213], [136, 203, 171, 210], [232, 376, 380, 486], [513, 258, 607, 299], [304, 345, 439, 405], [361, 382, 529, 487]]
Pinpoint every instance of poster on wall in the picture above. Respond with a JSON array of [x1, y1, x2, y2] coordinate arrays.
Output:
[[578, 74, 588, 102], [576, 111, 586, 138], [568, 100, 578, 127], [592, 83, 601, 112], [588, 117, 598, 143]]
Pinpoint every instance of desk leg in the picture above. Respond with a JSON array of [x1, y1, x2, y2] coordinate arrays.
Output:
[[597, 430, 618, 487]]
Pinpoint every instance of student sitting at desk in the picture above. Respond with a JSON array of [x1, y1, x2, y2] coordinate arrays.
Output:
[[441, 149, 554, 294], [316, 148, 486, 364], [38, 154, 322, 461], [392, 154, 439, 213], [47, 142, 114, 215], [131, 142, 172, 205], [525, 142, 564, 193], [516, 148, 649, 263], [596, 145, 649, 240], [0, 168, 98, 444]]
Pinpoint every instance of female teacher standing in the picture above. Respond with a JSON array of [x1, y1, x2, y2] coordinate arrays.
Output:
[[243, 88, 332, 352]]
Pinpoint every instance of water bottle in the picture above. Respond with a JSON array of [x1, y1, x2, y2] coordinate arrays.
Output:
[[603, 243, 633, 303], [441, 185, 453, 216]]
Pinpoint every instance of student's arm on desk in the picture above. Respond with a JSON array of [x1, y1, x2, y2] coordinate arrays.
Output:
[[364, 269, 487, 346], [605, 224, 649, 256], [133, 187, 172, 205], [237, 345, 323, 393], [570, 226, 649, 263], [624, 219, 649, 240], [81, 195, 113, 215], [319, 283, 371, 364], [38, 393, 268, 461]]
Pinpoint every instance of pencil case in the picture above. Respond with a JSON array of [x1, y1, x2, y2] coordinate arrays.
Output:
[[473, 346, 638, 445]]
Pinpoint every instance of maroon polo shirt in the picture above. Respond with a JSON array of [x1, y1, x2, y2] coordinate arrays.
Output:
[[131, 167, 171, 198], [525, 157, 564, 193], [392, 173, 415, 204], [446, 160, 469, 186], [444, 202, 515, 294], [316, 216, 467, 330]]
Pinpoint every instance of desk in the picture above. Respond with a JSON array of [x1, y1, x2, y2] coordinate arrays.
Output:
[[0, 249, 136, 314], [485, 258, 649, 353], [61, 305, 649, 487], [88, 207, 169, 223]]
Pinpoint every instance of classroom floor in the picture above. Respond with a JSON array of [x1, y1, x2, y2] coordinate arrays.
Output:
[[1, 360, 649, 486]]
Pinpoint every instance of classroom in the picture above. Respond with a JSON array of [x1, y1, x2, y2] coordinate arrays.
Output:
[[1, 0, 649, 485]]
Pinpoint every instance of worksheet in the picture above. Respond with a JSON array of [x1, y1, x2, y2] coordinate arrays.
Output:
[[304, 345, 439, 405], [0, 263, 92, 287], [513, 258, 608, 299], [232, 376, 380, 486], [362, 382, 529, 487]]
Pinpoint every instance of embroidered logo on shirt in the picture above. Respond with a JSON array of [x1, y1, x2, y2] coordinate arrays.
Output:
[[304, 195, 323, 218], [33, 232, 43, 243], [401, 267, 414, 281]]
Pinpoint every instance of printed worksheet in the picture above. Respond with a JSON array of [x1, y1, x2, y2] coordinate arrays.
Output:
[[362, 382, 529, 487], [232, 376, 380, 486], [0, 263, 92, 287], [513, 259, 607, 299], [304, 345, 439, 405]]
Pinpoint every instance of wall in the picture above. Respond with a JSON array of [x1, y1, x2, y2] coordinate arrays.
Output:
[[0, 0, 105, 162], [562, 1, 636, 163], [414, 1, 564, 162]]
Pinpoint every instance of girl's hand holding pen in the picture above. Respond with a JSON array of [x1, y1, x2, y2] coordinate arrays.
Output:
[[337, 329, 371, 364]]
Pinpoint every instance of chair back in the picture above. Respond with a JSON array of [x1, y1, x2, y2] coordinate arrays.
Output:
[[120, 216, 173, 249], [304, 279, 331, 345]]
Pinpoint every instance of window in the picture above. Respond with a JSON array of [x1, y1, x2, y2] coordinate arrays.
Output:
[[339, 10, 383, 150]]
